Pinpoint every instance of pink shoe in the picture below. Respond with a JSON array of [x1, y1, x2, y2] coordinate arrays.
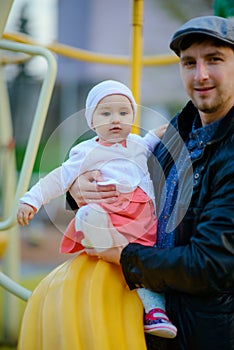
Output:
[[144, 308, 177, 338]]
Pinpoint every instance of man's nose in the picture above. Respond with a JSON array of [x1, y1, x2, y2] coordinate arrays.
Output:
[[194, 61, 209, 81]]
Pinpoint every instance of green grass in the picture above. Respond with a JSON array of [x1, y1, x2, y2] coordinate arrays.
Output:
[[16, 143, 60, 173]]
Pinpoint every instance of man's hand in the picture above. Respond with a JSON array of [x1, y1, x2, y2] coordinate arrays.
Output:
[[84, 228, 129, 265], [152, 123, 169, 139], [69, 170, 119, 207]]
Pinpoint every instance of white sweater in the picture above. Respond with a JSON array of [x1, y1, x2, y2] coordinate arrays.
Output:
[[20, 132, 160, 211]]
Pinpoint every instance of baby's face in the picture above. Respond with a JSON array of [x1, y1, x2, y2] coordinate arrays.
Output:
[[92, 94, 134, 143]]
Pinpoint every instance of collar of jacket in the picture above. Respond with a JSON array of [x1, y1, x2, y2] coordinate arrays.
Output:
[[176, 101, 234, 145]]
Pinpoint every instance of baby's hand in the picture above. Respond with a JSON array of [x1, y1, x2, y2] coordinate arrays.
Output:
[[153, 124, 169, 139], [17, 203, 36, 226]]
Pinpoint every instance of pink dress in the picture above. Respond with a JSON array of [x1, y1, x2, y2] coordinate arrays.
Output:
[[60, 186, 157, 253]]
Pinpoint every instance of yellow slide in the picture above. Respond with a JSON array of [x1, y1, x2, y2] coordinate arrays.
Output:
[[18, 253, 146, 350]]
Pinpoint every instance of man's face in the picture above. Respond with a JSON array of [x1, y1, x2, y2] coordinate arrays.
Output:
[[179, 40, 234, 125]]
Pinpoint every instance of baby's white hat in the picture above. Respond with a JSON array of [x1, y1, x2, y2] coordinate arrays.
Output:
[[85, 80, 137, 129]]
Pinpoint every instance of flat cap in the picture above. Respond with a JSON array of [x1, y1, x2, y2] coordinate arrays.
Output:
[[170, 15, 234, 56]]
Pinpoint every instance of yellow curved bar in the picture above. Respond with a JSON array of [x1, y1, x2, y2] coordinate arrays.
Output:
[[18, 253, 146, 350], [3, 32, 129, 66], [143, 53, 179, 66], [0, 53, 31, 65], [3, 32, 178, 66]]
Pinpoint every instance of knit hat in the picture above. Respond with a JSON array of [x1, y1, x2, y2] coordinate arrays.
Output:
[[170, 15, 234, 56], [85, 80, 137, 129]]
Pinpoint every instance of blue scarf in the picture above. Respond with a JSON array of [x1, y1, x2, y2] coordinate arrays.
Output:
[[156, 115, 221, 248]]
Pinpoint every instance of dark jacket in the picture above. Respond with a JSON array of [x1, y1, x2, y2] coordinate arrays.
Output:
[[121, 101, 234, 350]]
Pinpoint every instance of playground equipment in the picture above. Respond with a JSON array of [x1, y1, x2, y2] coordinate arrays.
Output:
[[0, 0, 179, 347], [0, 0, 57, 343], [18, 253, 146, 350]]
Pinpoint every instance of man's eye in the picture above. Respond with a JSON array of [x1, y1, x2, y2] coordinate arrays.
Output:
[[183, 60, 195, 67], [209, 56, 222, 63], [120, 111, 128, 116]]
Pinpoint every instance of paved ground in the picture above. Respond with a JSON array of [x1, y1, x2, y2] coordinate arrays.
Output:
[[20, 222, 73, 273]]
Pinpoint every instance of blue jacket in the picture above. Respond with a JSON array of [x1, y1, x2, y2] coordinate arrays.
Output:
[[121, 101, 234, 350]]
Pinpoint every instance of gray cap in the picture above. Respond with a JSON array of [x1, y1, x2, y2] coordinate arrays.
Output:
[[170, 16, 234, 56]]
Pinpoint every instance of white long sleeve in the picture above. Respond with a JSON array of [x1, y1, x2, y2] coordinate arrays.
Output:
[[20, 167, 66, 211], [142, 131, 160, 152], [20, 132, 161, 212]]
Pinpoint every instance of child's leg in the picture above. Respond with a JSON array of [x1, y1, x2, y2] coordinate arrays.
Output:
[[137, 288, 177, 339], [75, 204, 114, 252]]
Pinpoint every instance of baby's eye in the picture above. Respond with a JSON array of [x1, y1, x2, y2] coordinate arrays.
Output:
[[102, 111, 111, 117], [120, 111, 128, 116]]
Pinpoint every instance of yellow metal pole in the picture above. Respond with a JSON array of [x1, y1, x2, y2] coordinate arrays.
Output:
[[131, 0, 144, 134], [3, 31, 179, 67], [0, 1, 19, 342], [0, 41, 57, 342], [3, 32, 130, 66], [0, 64, 20, 343], [0, 0, 14, 38], [0, 41, 57, 230]]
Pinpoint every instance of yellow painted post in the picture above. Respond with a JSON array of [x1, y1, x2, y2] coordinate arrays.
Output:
[[0, 63, 20, 342], [131, 0, 144, 134], [0, 42, 57, 230], [0, 0, 14, 38], [0, 0, 13, 257], [0, 41, 57, 343], [0, 0, 20, 342]]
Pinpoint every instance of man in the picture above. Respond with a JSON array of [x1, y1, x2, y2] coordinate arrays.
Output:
[[69, 16, 234, 350]]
